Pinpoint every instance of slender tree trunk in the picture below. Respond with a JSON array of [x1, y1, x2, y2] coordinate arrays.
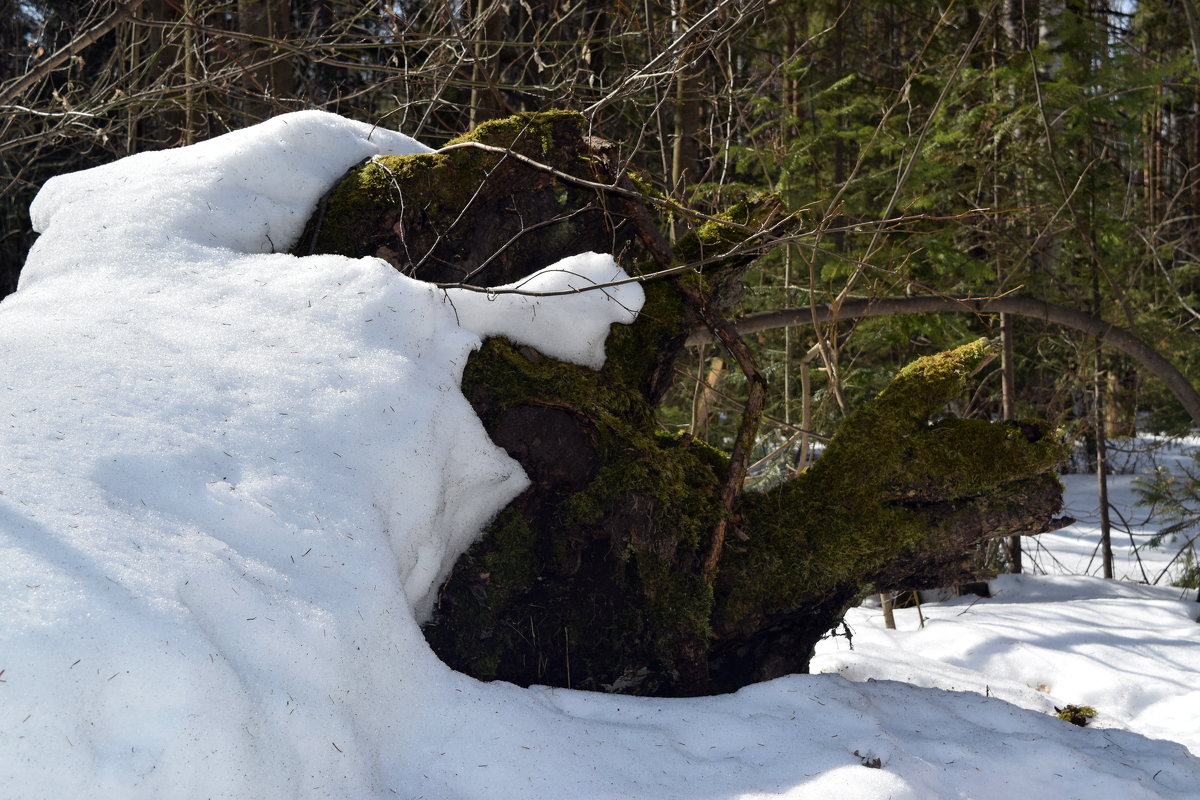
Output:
[[1095, 343, 1115, 579], [670, 69, 700, 194], [669, 1, 701, 240], [783, 247, 793, 425], [996, 8, 1023, 572], [124, 7, 141, 154], [238, 0, 294, 121], [690, 353, 723, 438], [880, 592, 897, 630], [182, 0, 197, 145], [470, 0, 506, 125], [1001, 312, 1022, 572], [798, 345, 815, 471]]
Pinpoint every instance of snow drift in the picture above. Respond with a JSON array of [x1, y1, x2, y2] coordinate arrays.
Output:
[[1, 111, 1197, 799]]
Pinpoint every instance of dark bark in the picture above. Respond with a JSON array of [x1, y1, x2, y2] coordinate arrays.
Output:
[[303, 111, 1068, 697], [469, 0, 507, 125], [238, 0, 294, 121]]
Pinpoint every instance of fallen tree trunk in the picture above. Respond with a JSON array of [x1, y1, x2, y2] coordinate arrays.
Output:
[[302, 111, 1069, 696]]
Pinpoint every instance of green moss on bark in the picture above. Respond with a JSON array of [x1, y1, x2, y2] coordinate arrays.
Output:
[[442, 335, 727, 691], [716, 339, 1067, 635], [296, 111, 601, 280]]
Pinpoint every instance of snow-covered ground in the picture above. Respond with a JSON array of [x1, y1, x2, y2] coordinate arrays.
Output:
[[1, 111, 1197, 799], [1032, 437, 1197, 583], [813, 439, 1200, 771]]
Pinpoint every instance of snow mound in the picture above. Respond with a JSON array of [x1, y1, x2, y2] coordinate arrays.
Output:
[[1, 111, 1196, 798]]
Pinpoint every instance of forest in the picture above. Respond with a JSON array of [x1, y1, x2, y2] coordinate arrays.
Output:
[[4, 0, 1198, 430], [2, 0, 1199, 680]]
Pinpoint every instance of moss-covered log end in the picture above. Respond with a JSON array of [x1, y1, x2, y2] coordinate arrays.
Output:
[[295, 110, 654, 287], [711, 340, 1067, 682]]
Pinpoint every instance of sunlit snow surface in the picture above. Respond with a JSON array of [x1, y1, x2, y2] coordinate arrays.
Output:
[[815, 442, 1200, 763], [1, 111, 1197, 798]]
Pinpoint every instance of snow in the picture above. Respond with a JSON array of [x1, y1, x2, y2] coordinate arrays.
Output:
[[1, 110, 1198, 798], [1030, 437, 1198, 583], [814, 575, 1200, 759], [446, 251, 643, 370]]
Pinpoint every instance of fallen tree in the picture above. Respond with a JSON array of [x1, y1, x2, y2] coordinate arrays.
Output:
[[299, 111, 1069, 696]]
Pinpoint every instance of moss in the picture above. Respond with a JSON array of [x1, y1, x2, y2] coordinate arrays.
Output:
[[669, 193, 794, 308], [462, 333, 726, 662], [579, 434, 723, 644], [886, 418, 1065, 501], [673, 194, 790, 266], [297, 111, 593, 265], [481, 509, 539, 596], [626, 168, 663, 199], [717, 339, 1066, 628], [1055, 705, 1098, 726], [465, 336, 652, 432], [636, 557, 714, 643], [601, 278, 689, 397], [556, 449, 722, 551], [444, 109, 586, 157], [723, 491, 925, 624], [426, 508, 541, 682], [298, 152, 445, 258], [802, 339, 991, 499]]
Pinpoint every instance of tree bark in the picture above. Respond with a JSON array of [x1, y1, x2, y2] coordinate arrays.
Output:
[[469, 0, 507, 125], [1001, 312, 1021, 572], [238, 0, 293, 121]]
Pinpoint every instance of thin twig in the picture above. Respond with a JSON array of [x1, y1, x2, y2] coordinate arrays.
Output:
[[672, 366, 831, 442]]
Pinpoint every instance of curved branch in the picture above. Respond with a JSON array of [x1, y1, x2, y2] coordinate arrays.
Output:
[[686, 295, 1200, 426]]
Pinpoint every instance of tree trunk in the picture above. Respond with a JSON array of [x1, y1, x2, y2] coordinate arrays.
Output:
[[469, 0, 507, 126], [238, 0, 293, 122], [1001, 312, 1022, 572]]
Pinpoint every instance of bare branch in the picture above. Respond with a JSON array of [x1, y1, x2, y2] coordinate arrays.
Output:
[[695, 295, 1200, 426]]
